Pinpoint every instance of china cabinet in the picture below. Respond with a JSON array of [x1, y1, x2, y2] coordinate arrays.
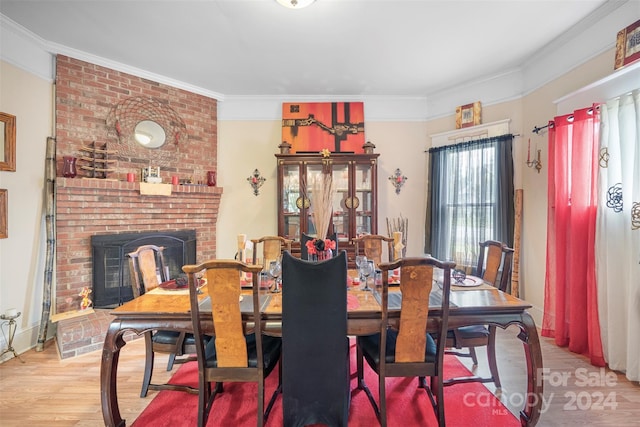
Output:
[[275, 153, 379, 262]]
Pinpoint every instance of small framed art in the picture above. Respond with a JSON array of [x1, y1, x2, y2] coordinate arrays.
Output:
[[455, 101, 482, 129], [614, 19, 640, 70]]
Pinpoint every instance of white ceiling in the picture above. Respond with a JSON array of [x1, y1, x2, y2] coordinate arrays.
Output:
[[0, 0, 614, 100]]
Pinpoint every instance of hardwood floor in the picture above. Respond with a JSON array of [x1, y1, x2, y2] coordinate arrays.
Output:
[[0, 328, 638, 426], [456, 326, 640, 426]]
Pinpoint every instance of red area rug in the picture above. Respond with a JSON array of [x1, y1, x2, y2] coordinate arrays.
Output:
[[133, 341, 518, 426]]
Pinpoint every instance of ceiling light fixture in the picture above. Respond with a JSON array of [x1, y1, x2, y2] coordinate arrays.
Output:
[[275, 0, 316, 9]]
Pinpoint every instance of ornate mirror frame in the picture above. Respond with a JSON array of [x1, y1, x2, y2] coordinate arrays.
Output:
[[0, 112, 16, 172], [0, 189, 7, 238]]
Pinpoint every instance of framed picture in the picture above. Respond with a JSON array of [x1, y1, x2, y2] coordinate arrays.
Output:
[[282, 102, 365, 153], [0, 189, 7, 239], [614, 18, 640, 70], [455, 101, 482, 129], [0, 112, 16, 172]]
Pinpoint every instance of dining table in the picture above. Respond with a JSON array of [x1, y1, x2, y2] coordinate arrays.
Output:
[[100, 273, 543, 427]]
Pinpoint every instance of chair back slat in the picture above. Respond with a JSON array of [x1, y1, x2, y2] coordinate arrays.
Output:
[[139, 250, 160, 290], [354, 234, 394, 266], [476, 240, 515, 291], [205, 267, 247, 368], [498, 249, 515, 292], [396, 264, 434, 363], [483, 245, 503, 284], [128, 245, 167, 297], [251, 235, 293, 268]]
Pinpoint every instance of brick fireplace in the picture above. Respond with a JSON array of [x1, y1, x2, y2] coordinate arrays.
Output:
[[54, 56, 221, 358]]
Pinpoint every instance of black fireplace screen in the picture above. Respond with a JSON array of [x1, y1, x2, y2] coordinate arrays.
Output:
[[91, 230, 196, 308]]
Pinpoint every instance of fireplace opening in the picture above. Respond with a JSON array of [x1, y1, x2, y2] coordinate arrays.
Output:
[[91, 230, 196, 308]]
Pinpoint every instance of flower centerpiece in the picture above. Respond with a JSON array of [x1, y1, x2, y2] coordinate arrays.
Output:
[[306, 148, 336, 261], [305, 237, 337, 260]]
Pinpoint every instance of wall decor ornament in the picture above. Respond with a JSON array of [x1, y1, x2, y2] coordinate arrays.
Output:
[[455, 101, 482, 129], [106, 96, 187, 146], [614, 18, 640, 70], [525, 138, 542, 173], [247, 169, 266, 196], [389, 168, 407, 194], [78, 141, 117, 178]]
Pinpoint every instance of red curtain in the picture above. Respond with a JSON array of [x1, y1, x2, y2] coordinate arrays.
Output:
[[542, 105, 605, 366]]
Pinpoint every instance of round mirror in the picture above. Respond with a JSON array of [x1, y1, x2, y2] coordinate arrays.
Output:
[[134, 120, 166, 148]]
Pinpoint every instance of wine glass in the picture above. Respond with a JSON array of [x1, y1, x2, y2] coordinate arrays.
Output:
[[269, 259, 282, 293], [355, 255, 367, 284], [359, 259, 374, 292]]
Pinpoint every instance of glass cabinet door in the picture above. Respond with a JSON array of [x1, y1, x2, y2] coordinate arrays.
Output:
[[354, 161, 374, 236], [282, 163, 302, 240], [306, 161, 350, 242], [305, 163, 323, 236], [331, 162, 350, 243]]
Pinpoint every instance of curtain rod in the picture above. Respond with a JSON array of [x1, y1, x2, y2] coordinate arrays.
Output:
[[532, 124, 549, 134], [424, 133, 515, 153]]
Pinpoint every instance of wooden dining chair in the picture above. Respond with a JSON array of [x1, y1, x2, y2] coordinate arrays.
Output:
[[127, 244, 198, 397], [281, 250, 350, 426], [353, 234, 395, 266], [300, 232, 338, 260], [183, 259, 282, 427], [444, 239, 514, 388], [251, 235, 293, 268], [357, 256, 455, 427]]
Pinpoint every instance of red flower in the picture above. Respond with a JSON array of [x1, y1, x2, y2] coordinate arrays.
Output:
[[306, 238, 336, 255]]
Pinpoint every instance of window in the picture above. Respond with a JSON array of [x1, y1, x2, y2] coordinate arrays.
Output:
[[425, 134, 514, 270]]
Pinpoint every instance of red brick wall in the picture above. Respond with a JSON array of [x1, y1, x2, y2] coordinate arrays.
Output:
[[54, 55, 220, 315]]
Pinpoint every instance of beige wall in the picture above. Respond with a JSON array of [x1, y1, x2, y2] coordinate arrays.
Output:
[[0, 61, 53, 360]]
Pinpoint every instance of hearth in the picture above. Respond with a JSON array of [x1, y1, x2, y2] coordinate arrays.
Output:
[[91, 230, 196, 308]]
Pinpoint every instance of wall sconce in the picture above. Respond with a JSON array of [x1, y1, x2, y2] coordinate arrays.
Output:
[[526, 138, 542, 173], [389, 168, 407, 194], [247, 169, 266, 196]]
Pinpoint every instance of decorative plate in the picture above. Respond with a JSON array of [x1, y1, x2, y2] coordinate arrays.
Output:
[[453, 275, 484, 287]]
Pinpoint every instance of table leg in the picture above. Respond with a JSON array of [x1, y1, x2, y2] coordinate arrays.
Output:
[[101, 320, 127, 427], [517, 311, 543, 426]]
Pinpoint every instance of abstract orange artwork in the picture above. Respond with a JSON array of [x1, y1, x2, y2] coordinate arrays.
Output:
[[282, 102, 365, 153]]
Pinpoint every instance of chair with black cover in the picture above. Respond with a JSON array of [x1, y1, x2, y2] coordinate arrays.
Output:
[[128, 244, 198, 397], [444, 239, 514, 388], [300, 232, 338, 260], [357, 256, 455, 427], [251, 235, 293, 268], [182, 260, 282, 427], [281, 250, 350, 427], [353, 234, 395, 266]]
